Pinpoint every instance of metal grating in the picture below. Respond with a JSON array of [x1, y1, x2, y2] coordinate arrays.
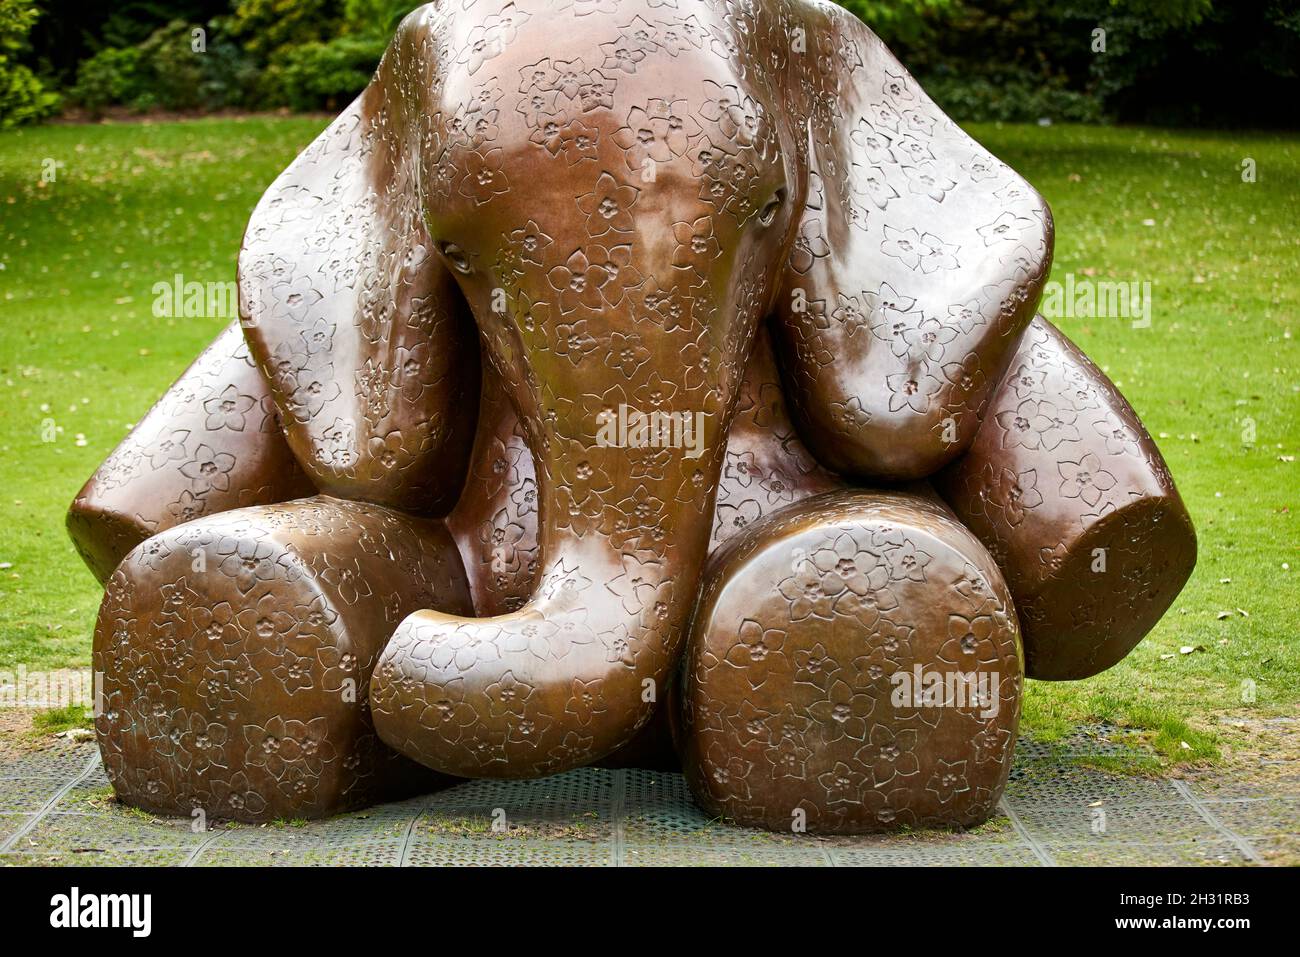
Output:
[[0, 732, 1289, 867], [0, 778, 71, 814]]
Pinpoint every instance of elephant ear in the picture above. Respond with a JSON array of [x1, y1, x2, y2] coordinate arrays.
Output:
[[238, 11, 479, 515], [772, 0, 1053, 481]]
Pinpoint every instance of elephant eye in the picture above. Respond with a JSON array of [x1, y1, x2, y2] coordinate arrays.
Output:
[[439, 242, 473, 274], [758, 189, 785, 227]]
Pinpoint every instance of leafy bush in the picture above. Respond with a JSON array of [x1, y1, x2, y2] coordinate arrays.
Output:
[[265, 33, 387, 111], [0, 58, 58, 127], [0, 0, 58, 128], [255, 0, 419, 110], [10, 0, 1300, 127], [70, 19, 263, 114], [879, 0, 1300, 127], [839, 0, 957, 44], [196, 32, 262, 110], [341, 0, 424, 35], [1087, 2, 1300, 126], [68, 46, 147, 113], [228, 0, 343, 59], [921, 74, 1104, 124], [136, 20, 206, 110]]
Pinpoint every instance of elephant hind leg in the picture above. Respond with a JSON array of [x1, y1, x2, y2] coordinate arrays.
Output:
[[95, 495, 472, 823], [67, 498, 157, 586], [680, 489, 1023, 835], [935, 316, 1197, 680], [68, 321, 314, 584]]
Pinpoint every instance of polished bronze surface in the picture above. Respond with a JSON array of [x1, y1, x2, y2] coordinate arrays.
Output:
[[935, 317, 1197, 680], [67, 321, 315, 583], [237, 85, 481, 516], [681, 490, 1021, 833], [437, 323, 843, 771], [769, 35, 1053, 483], [93, 496, 470, 821], [68, 0, 1192, 832], [364, 0, 1052, 782]]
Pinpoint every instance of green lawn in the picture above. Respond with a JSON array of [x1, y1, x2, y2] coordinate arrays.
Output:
[[1, 118, 1296, 759]]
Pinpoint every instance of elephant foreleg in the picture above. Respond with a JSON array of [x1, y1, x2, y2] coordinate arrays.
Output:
[[680, 488, 1023, 834]]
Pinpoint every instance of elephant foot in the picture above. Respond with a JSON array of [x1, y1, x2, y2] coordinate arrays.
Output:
[[93, 495, 473, 823], [680, 490, 1022, 835]]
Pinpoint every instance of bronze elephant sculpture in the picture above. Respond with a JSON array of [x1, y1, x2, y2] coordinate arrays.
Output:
[[68, 0, 1194, 833]]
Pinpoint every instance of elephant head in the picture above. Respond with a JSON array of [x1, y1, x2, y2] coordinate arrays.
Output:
[[368, 1, 805, 779], [239, 0, 1051, 779]]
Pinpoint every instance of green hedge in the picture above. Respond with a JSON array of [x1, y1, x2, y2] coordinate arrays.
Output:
[[265, 33, 389, 112], [69, 20, 261, 114], [920, 73, 1104, 125], [57, 0, 411, 116], [5, 0, 1299, 128], [0, 0, 58, 128]]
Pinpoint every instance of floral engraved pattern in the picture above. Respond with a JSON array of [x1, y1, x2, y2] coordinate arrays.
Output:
[[364, 0, 844, 784], [683, 492, 1023, 834], [71, 0, 1189, 836], [68, 323, 314, 582], [93, 498, 472, 822], [936, 316, 1197, 681], [768, 0, 1053, 478]]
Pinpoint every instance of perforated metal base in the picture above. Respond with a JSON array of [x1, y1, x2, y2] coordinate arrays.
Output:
[[0, 732, 1290, 866]]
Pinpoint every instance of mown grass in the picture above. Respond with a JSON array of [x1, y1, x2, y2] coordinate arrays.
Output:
[[985, 124, 1300, 759], [0, 118, 1296, 762], [0, 116, 329, 667]]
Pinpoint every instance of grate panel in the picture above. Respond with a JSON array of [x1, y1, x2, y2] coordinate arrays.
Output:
[[1048, 839, 1251, 867], [18, 811, 206, 853], [831, 844, 1044, 866], [405, 836, 612, 866], [198, 841, 406, 867], [1012, 802, 1226, 845], [0, 734, 1291, 866], [0, 848, 192, 867], [1006, 765, 1185, 808], [0, 777, 69, 814]]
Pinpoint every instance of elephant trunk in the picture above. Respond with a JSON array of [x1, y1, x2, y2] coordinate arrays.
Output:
[[371, 367, 729, 778]]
